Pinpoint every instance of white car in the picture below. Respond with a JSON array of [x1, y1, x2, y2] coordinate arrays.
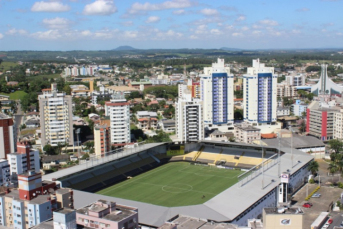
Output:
[[312, 193, 321, 198], [322, 223, 329, 229]]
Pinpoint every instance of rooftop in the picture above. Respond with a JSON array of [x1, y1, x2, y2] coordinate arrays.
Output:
[[235, 123, 260, 131], [0, 113, 10, 119], [264, 207, 304, 215], [261, 135, 325, 149]]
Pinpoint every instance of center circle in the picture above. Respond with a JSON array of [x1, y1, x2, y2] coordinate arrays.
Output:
[[162, 183, 193, 193]]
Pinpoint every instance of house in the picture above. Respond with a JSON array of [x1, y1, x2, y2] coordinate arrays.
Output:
[[6, 81, 18, 86], [136, 111, 158, 130], [159, 119, 175, 133], [25, 118, 40, 128]]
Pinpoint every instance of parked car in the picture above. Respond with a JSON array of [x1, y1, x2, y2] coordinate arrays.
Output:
[[322, 223, 329, 229], [328, 218, 333, 224], [312, 193, 321, 198], [303, 203, 313, 208]]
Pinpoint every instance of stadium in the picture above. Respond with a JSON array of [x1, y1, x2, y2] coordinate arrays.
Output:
[[44, 141, 313, 227]]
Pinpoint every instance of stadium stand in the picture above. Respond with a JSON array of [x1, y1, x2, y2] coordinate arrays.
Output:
[[192, 145, 204, 161]]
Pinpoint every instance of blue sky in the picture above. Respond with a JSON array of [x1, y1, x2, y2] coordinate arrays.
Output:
[[0, 0, 342, 50]]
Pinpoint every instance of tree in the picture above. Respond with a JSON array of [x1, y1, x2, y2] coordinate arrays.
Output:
[[63, 85, 71, 95], [43, 144, 55, 155], [299, 120, 306, 133], [328, 139, 343, 154], [308, 161, 319, 175], [81, 153, 90, 160]]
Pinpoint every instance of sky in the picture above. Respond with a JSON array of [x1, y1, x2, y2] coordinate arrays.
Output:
[[0, 0, 343, 51]]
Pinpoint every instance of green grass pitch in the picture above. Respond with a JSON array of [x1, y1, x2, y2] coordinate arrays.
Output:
[[97, 162, 244, 207]]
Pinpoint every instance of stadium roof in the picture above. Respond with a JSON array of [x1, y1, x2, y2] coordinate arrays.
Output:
[[261, 135, 325, 149], [72, 142, 313, 227]]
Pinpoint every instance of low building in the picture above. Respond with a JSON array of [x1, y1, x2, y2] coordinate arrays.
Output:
[[159, 119, 176, 133], [7, 81, 18, 86], [277, 84, 297, 98], [262, 207, 303, 229], [208, 130, 228, 142], [277, 107, 290, 117], [70, 85, 90, 97], [76, 200, 138, 229], [106, 85, 139, 95], [136, 111, 158, 130], [234, 123, 261, 144], [25, 118, 40, 128], [291, 100, 308, 117]]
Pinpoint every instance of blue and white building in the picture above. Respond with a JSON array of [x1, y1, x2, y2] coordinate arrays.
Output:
[[200, 58, 234, 132], [243, 59, 278, 132], [291, 99, 308, 117]]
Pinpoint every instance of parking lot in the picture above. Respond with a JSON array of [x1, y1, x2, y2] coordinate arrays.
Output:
[[292, 184, 343, 229]]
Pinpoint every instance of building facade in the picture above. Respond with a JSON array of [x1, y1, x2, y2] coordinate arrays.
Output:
[[94, 124, 111, 158], [291, 100, 308, 117], [243, 59, 278, 126], [8, 142, 40, 182], [0, 113, 16, 159], [334, 109, 343, 140], [234, 123, 261, 144], [306, 101, 338, 141], [39, 83, 74, 147], [286, 74, 305, 86], [105, 94, 131, 146], [0, 159, 10, 186], [200, 58, 234, 132], [175, 94, 204, 143], [136, 111, 158, 130], [76, 200, 138, 229], [277, 84, 297, 98]]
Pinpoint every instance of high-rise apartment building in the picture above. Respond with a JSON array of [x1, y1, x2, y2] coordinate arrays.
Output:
[[39, 83, 74, 147], [0, 113, 16, 159], [105, 93, 130, 146], [178, 79, 201, 99], [243, 59, 278, 126], [334, 109, 343, 140], [200, 58, 234, 132], [0, 159, 10, 186], [8, 142, 40, 181], [176, 90, 204, 143], [286, 74, 305, 86]]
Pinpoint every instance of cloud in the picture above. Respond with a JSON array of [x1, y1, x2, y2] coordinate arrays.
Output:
[[173, 9, 185, 15], [210, 29, 222, 35], [42, 17, 71, 29], [128, 0, 193, 14], [6, 28, 28, 35], [232, 32, 243, 37], [296, 7, 310, 12], [259, 19, 279, 26], [235, 15, 246, 22], [220, 6, 237, 12], [322, 22, 334, 27], [145, 16, 160, 23], [31, 1, 70, 12], [0, 33, 3, 39], [121, 21, 134, 27], [200, 8, 219, 16], [83, 0, 117, 15]]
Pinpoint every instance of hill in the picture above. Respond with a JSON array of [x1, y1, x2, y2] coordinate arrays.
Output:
[[220, 47, 243, 51], [113, 46, 138, 51]]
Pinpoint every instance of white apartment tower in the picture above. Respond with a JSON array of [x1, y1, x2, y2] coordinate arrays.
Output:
[[39, 83, 74, 147], [105, 93, 131, 146], [200, 58, 234, 132], [176, 88, 204, 142], [243, 59, 277, 125]]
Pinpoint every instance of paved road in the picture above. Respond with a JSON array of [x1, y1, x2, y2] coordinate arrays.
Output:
[[328, 213, 343, 229], [13, 100, 24, 141]]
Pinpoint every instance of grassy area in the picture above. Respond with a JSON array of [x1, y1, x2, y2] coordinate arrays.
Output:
[[27, 73, 61, 80], [20, 128, 39, 136], [97, 162, 243, 207], [0, 61, 19, 72], [0, 91, 27, 100]]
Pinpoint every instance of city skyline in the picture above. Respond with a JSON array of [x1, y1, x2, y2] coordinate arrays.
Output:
[[0, 0, 342, 51]]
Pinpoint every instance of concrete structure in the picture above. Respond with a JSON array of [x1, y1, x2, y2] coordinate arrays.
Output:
[[94, 124, 111, 158], [70, 85, 90, 97], [243, 59, 278, 129], [0, 159, 10, 186], [277, 84, 297, 98], [234, 123, 261, 144], [178, 79, 201, 99], [291, 100, 308, 117], [136, 111, 158, 130], [159, 119, 175, 133], [200, 58, 234, 132], [277, 107, 290, 117], [262, 207, 303, 229], [8, 142, 40, 182], [39, 84, 74, 147], [175, 94, 204, 143], [306, 101, 339, 140], [53, 208, 77, 229], [105, 93, 130, 147], [0, 171, 74, 229], [286, 74, 305, 86], [311, 64, 343, 96], [76, 200, 138, 229], [0, 113, 16, 159]]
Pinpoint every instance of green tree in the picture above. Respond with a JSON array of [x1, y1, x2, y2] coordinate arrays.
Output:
[[299, 120, 306, 133], [328, 139, 343, 154], [43, 144, 55, 155], [308, 161, 319, 175], [63, 85, 71, 95], [81, 153, 90, 160]]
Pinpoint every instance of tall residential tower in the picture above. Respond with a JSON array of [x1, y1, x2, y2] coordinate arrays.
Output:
[[39, 84, 74, 147], [200, 58, 234, 132], [243, 59, 278, 129]]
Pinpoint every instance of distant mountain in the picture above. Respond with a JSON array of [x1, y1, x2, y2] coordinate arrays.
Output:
[[113, 46, 138, 51], [220, 47, 243, 51]]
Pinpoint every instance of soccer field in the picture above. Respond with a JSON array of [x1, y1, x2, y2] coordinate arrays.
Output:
[[97, 162, 244, 207]]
